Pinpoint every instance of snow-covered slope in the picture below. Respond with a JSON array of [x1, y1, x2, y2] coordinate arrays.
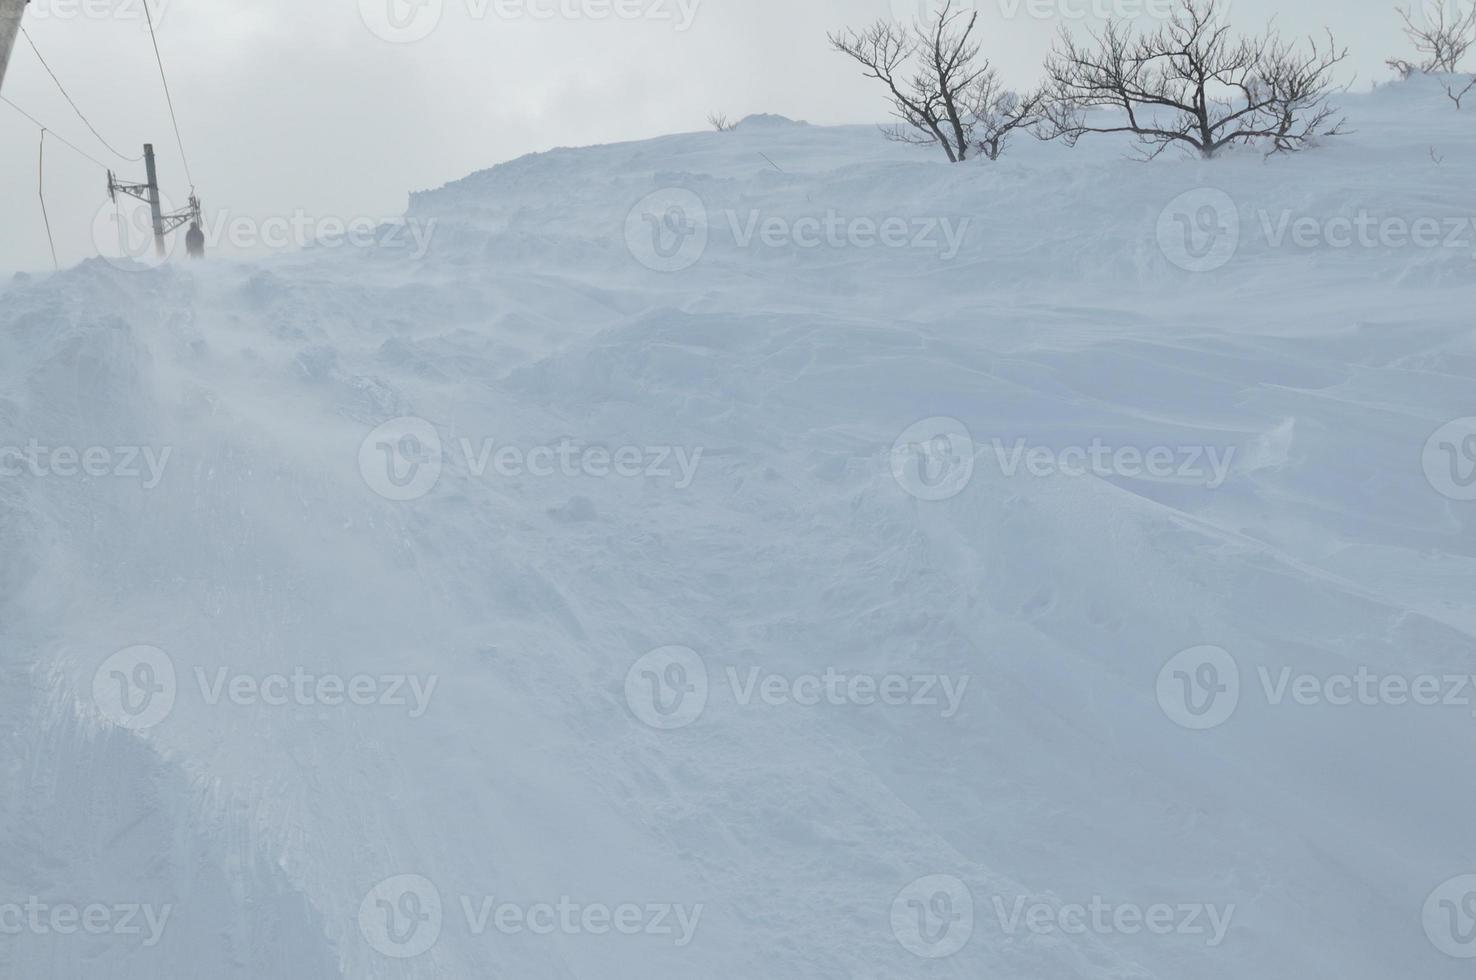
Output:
[[2, 75, 1475, 979]]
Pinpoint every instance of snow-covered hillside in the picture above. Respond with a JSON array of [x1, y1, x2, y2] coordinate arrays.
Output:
[[2, 75, 1475, 979]]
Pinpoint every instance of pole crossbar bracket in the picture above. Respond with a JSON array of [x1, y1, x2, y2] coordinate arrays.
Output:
[[105, 143, 201, 258]]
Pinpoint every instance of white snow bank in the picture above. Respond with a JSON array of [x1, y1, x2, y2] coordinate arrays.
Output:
[[2, 76, 1475, 979]]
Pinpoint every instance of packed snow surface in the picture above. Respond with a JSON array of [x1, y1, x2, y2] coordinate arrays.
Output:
[[2, 76, 1475, 979]]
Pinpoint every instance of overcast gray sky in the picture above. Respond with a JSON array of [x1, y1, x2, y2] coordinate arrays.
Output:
[[0, 0, 1413, 271]]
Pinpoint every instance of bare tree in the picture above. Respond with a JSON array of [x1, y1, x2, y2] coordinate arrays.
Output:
[[970, 68, 1048, 160], [708, 112, 736, 132], [1043, 0, 1349, 159], [1387, 1, 1476, 74], [829, 1, 1040, 162]]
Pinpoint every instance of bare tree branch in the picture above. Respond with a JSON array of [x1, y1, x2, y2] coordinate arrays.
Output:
[[969, 70, 1048, 160], [1042, 0, 1348, 159], [830, 1, 1038, 162], [1391, 1, 1476, 73], [1449, 75, 1476, 106]]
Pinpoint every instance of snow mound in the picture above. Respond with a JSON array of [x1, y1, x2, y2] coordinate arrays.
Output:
[[734, 112, 809, 128], [2, 79, 1475, 979]]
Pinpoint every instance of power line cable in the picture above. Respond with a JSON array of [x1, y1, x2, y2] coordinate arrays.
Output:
[[37, 129, 60, 270], [142, 0, 192, 189], [20, 27, 142, 163], [0, 94, 137, 176]]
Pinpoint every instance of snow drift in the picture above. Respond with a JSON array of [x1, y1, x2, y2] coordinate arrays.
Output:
[[2, 75, 1475, 979]]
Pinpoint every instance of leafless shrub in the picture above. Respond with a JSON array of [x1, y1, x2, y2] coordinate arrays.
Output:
[[1387, 1, 1476, 74], [971, 68, 1048, 160], [1042, 0, 1349, 159], [708, 112, 736, 132], [829, 1, 1042, 162]]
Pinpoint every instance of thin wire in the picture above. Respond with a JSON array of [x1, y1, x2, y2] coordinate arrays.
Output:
[[0, 94, 135, 176], [21, 27, 142, 163], [142, 0, 192, 190], [38, 130, 60, 270]]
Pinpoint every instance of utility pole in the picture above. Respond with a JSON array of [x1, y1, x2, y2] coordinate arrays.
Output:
[[0, 0, 26, 94], [142, 144, 166, 255], [107, 143, 202, 260]]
